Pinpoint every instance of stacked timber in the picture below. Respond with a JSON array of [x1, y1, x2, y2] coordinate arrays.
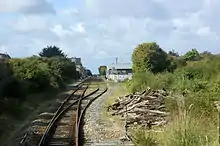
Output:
[[108, 87, 169, 128]]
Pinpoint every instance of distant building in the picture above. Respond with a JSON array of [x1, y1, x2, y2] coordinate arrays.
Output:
[[70, 57, 81, 65], [69, 57, 85, 78], [106, 63, 132, 82], [0, 53, 11, 63]]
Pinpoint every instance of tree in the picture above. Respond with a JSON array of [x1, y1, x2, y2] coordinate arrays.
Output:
[[200, 51, 213, 58], [98, 66, 107, 75], [10, 57, 51, 91], [168, 49, 179, 57], [132, 42, 170, 73], [85, 69, 92, 76], [183, 49, 201, 61], [39, 45, 66, 58], [167, 50, 186, 72]]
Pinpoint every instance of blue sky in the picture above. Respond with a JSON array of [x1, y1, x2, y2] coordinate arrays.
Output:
[[0, 0, 220, 73]]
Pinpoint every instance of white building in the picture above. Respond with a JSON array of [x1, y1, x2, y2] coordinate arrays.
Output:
[[106, 63, 132, 82]]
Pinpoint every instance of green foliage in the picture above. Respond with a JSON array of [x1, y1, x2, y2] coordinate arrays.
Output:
[[9, 58, 51, 91], [168, 49, 179, 57], [132, 42, 170, 73], [98, 65, 107, 75], [132, 129, 157, 146], [200, 51, 213, 58], [129, 71, 173, 92], [0, 46, 80, 143], [129, 43, 220, 145], [39, 45, 66, 58], [8, 56, 77, 93], [0, 46, 78, 105], [85, 69, 92, 76], [0, 76, 25, 100], [183, 48, 201, 61], [167, 56, 186, 72], [162, 117, 216, 146]]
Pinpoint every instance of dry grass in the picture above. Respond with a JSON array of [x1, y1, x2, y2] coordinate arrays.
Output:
[[101, 81, 130, 132]]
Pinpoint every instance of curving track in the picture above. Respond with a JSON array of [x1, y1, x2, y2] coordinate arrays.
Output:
[[37, 78, 107, 146]]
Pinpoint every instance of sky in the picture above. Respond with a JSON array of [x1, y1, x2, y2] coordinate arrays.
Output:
[[0, 0, 220, 73]]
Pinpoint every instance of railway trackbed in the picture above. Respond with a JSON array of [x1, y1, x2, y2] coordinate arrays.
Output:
[[19, 77, 107, 146]]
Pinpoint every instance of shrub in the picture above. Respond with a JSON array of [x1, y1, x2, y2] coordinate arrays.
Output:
[[130, 71, 174, 92], [8, 56, 78, 92], [132, 42, 171, 73], [132, 129, 158, 146], [161, 116, 217, 146]]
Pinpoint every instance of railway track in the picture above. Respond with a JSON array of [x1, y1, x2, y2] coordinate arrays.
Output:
[[36, 78, 107, 146]]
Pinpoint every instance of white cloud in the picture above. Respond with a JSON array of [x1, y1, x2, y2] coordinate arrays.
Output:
[[197, 26, 211, 36], [1, 0, 220, 72], [60, 8, 79, 16], [84, 0, 169, 19], [0, 0, 55, 14], [10, 15, 48, 33], [71, 23, 86, 33], [93, 51, 109, 59], [0, 45, 8, 53], [51, 25, 73, 38], [0, 0, 32, 12]]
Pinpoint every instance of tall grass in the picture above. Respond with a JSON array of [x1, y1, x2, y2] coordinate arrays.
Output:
[[127, 56, 220, 146], [132, 129, 158, 146], [161, 115, 218, 146], [128, 71, 174, 92]]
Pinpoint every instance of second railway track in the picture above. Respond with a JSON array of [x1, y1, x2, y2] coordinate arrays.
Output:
[[37, 77, 107, 146]]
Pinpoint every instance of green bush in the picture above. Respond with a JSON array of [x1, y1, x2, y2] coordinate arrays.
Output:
[[8, 56, 77, 93], [132, 129, 157, 146], [161, 116, 217, 146], [9, 57, 51, 92], [129, 71, 174, 92], [132, 42, 171, 73], [129, 44, 220, 145]]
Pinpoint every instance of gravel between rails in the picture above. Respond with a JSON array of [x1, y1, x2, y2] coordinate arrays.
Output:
[[83, 83, 134, 146]]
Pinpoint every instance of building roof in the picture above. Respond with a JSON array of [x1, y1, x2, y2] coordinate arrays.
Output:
[[0, 53, 11, 59], [107, 63, 132, 70]]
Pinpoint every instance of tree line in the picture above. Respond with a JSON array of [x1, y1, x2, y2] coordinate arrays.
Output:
[[0, 46, 80, 113], [132, 42, 206, 74]]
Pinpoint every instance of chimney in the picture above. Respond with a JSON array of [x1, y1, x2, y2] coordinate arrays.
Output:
[[116, 57, 118, 64]]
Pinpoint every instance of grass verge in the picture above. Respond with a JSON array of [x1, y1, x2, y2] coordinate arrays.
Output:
[[101, 81, 130, 134]]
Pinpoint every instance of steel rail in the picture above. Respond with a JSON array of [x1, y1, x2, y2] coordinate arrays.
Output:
[[38, 83, 89, 146], [76, 86, 108, 146], [38, 83, 100, 146]]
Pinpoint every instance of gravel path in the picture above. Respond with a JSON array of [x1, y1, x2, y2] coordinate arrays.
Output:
[[83, 83, 134, 146]]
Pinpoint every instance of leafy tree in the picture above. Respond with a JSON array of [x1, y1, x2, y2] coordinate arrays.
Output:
[[9, 56, 78, 92], [98, 66, 107, 75], [167, 55, 187, 72], [9, 58, 51, 91], [85, 69, 92, 76], [132, 42, 170, 73], [42, 57, 77, 84], [39, 45, 66, 58], [200, 51, 213, 58], [61, 58, 77, 80], [168, 49, 179, 57], [183, 49, 201, 61]]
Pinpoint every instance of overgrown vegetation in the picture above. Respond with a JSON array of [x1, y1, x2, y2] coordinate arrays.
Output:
[[0, 45, 79, 140], [128, 42, 220, 145], [98, 65, 107, 75]]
